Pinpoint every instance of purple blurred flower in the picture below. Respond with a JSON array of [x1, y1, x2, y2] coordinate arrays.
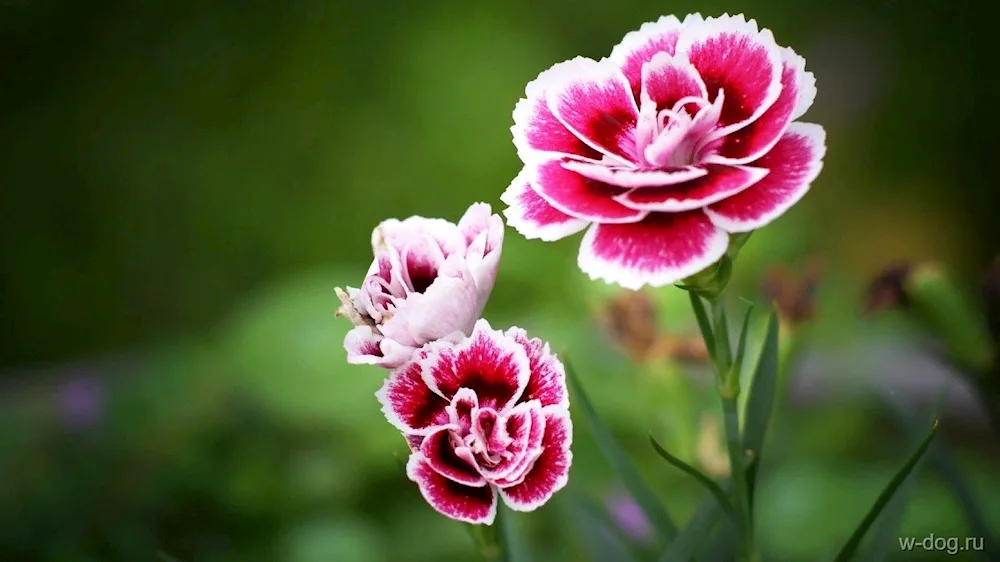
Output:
[[605, 488, 654, 543], [56, 376, 105, 428]]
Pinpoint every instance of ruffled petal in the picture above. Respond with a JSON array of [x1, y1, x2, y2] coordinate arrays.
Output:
[[614, 164, 768, 212], [420, 319, 531, 411], [546, 58, 640, 164], [420, 425, 488, 486], [498, 407, 573, 511], [407, 453, 497, 524], [577, 211, 729, 290], [674, 14, 783, 131], [501, 168, 590, 241], [711, 46, 816, 163], [505, 327, 569, 409], [376, 360, 451, 434], [608, 14, 705, 98], [705, 122, 826, 232], [561, 160, 707, 189], [531, 158, 648, 223]]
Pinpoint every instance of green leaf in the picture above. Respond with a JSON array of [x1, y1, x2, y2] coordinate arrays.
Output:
[[658, 480, 734, 562], [855, 433, 929, 561], [731, 302, 756, 384], [565, 358, 677, 542], [742, 309, 780, 509], [688, 292, 716, 362], [831, 421, 940, 562], [648, 435, 738, 529], [157, 552, 185, 562], [710, 297, 733, 372], [883, 396, 1000, 559]]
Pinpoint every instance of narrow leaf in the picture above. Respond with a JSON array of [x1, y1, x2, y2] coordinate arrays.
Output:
[[688, 292, 716, 362], [883, 396, 1000, 559], [832, 421, 940, 562], [658, 480, 734, 562], [158, 553, 185, 562], [742, 309, 780, 509], [565, 359, 677, 541], [856, 436, 928, 561], [731, 302, 756, 383], [710, 298, 732, 371], [649, 435, 739, 528]]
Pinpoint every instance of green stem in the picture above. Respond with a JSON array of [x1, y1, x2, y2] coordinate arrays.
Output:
[[722, 394, 754, 560], [703, 293, 755, 561], [468, 518, 504, 562]]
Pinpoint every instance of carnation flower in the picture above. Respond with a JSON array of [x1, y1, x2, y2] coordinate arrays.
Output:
[[376, 319, 572, 524], [502, 13, 826, 289], [336, 203, 504, 368]]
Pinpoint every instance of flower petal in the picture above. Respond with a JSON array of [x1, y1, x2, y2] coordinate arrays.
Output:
[[505, 327, 569, 409], [498, 407, 573, 511], [344, 326, 417, 369], [421, 319, 531, 412], [711, 47, 816, 163], [609, 14, 705, 99], [493, 401, 546, 486], [640, 51, 708, 112], [376, 359, 451, 434], [501, 168, 590, 241], [705, 122, 826, 232], [614, 164, 768, 212], [374, 216, 466, 260], [546, 58, 640, 164], [577, 211, 729, 290], [561, 160, 708, 189], [382, 257, 479, 345], [512, 60, 605, 162], [407, 452, 497, 525], [531, 159, 648, 223], [420, 425, 488, 486], [675, 14, 783, 131], [457, 202, 496, 248], [462, 209, 504, 311]]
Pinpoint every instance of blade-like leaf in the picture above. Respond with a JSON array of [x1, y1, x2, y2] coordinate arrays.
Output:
[[832, 421, 940, 562], [731, 302, 756, 384], [658, 479, 734, 562], [883, 396, 1000, 559], [158, 553, 185, 562], [855, 436, 928, 561], [710, 298, 732, 371], [742, 309, 780, 509], [688, 293, 717, 362], [649, 435, 738, 528], [565, 359, 677, 542]]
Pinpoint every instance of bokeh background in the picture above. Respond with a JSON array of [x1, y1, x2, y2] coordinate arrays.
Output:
[[2, 0, 998, 560]]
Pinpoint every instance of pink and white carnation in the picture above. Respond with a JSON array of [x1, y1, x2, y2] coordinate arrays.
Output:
[[502, 13, 826, 290], [336, 203, 504, 369], [376, 319, 573, 524]]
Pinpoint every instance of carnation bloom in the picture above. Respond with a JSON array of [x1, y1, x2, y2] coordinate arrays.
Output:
[[336, 203, 504, 368], [376, 319, 572, 524], [502, 13, 826, 289]]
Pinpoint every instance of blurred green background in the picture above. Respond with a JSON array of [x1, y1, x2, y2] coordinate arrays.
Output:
[[1, 0, 998, 560]]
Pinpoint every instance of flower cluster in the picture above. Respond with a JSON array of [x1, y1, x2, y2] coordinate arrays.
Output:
[[336, 10, 825, 541], [502, 13, 825, 289], [336, 204, 573, 525]]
